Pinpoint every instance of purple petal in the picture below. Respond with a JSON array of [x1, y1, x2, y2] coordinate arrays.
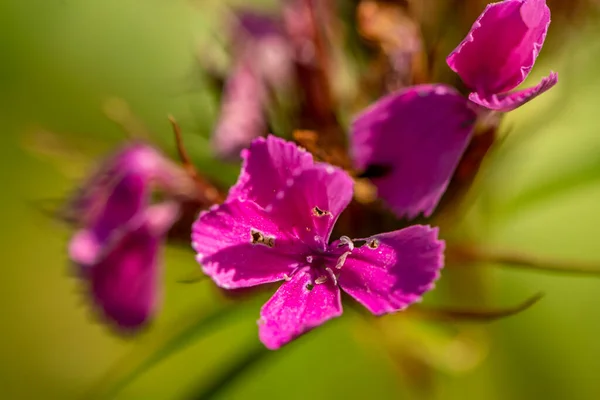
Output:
[[89, 204, 177, 330], [447, 0, 551, 96], [227, 135, 314, 207], [92, 171, 148, 243], [337, 225, 444, 315], [192, 199, 306, 289], [69, 230, 102, 267], [268, 164, 354, 250], [259, 267, 342, 350], [469, 71, 558, 111], [211, 63, 269, 161], [68, 171, 148, 267], [234, 10, 283, 39], [351, 84, 476, 219]]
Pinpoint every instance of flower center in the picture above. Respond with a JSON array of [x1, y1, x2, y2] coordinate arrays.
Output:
[[303, 236, 357, 289]]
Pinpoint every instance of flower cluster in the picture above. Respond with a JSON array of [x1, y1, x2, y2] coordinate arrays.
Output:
[[62, 0, 560, 351]]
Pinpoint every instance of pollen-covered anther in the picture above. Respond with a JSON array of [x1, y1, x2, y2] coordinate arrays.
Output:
[[335, 251, 351, 269], [315, 275, 328, 285], [338, 236, 354, 251], [312, 206, 331, 217], [367, 238, 380, 249], [250, 228, 275, 247]]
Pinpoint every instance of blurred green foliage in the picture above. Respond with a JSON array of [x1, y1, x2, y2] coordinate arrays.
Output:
[[1, 1, 600, 399]]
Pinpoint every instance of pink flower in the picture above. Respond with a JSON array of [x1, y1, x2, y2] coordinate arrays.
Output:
[[192, 136, 444, 349], [447, 0, 558, 111], [68, 144, 180, 330], [211, 11, 294, 160]]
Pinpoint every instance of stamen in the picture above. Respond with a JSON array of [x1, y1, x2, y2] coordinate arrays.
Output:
[[367, 238, 380, 249], [306, 255, 313, 264], [335, 251, 351, 269], [283, 273, 292, 282], [315, 275, 328, 284], [326, 267, 337, 285], [338, 236, 355, 251]]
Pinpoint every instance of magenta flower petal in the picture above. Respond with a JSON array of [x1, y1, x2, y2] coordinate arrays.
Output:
[[227, 135, 314, 206], [192, 199, 305, 289], [351, 84, 476, 219], [269, 164, 354, 249], [69, 171, 148, 266], [67, 143, 194, 269], [90, 203, 179, 330], [259, 267, 342, 350], [69, 230, 103, 267], [337, 225, 444, 315], [447, 0, 551, 97], [469, 71, 558, 112]]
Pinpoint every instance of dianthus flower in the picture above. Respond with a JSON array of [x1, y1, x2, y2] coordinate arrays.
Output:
[[68, 144, 180, 329], [192, 136, 444, 349]]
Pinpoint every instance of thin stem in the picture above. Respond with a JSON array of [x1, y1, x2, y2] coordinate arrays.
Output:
[[168, 115, 197, 176], [408, 293, 544, 323], [167, 116, 224, 204], [449, 244, 600, 277]]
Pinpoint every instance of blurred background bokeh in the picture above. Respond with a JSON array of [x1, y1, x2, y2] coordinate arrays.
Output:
[[2, 0, 600, 399]]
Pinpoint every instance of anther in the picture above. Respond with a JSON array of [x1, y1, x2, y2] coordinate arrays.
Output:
[[335, 251, 350, 269], [250, 228, 275, 247], [315, 275, 328, 284], [312, 206, 331, 217], [367, 238, 380, 249], [338, 236, 354, 251]]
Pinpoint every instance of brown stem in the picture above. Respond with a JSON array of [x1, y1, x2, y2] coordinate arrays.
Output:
[[449, 244, 600, 277], [168, 115, 224, 204]]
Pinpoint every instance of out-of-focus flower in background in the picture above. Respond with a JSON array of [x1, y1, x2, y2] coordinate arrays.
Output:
[[65, 144, 197, 329], [211, 10, 294, 160]]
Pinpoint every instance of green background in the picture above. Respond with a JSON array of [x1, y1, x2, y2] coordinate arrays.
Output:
[[1, 1, 600, 399]]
